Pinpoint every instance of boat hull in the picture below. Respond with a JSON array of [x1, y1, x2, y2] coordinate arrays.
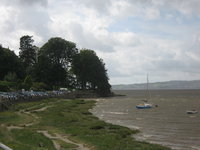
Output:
[[186, 110, 198, 114], [136, 105, 152, 109]]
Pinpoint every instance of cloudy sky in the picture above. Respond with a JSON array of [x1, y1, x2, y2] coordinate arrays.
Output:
[[1, 0, 200, 84]]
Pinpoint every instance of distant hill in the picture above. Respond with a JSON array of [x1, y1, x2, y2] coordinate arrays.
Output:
[[112, 80, 200, 90]]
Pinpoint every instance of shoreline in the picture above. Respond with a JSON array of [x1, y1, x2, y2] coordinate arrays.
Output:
[[89, 98, 173, 149], [89, 97, 174, 149], [0, 97, 171, 150], [90, 90, 200, 150]]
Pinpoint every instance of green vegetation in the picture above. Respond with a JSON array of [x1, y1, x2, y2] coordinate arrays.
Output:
[[10, 129, 55, 150], [0, 36, 111, 96], [72, 49, 111, 96], [0, 98, 171, 150], [0, 45, 24, 81], [19, 35, 37, 74]]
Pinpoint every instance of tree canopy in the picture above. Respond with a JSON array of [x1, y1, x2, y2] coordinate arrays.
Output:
[[40, 37, 78, 69], [72, 49, 111, 96], [34, 37, 78, 88], [0, 36, 111, 96], [33, 54, 66, 87], [19, 35, 36, 69], [0, 45, 24, 80]]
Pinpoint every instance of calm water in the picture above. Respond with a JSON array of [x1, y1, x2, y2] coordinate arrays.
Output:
[[91, 90, 200, 150]]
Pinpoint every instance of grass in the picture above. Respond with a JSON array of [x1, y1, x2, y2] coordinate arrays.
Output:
[[10, 129, 55, 150], [54, 140, 78, 150], [0, 110, 33, 126], [0, 98, 171, 150]]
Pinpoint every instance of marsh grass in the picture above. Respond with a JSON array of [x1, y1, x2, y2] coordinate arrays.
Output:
[[54, 140, 78, 150], [0, 110, 33, 126], [0, 98, 171, 150]]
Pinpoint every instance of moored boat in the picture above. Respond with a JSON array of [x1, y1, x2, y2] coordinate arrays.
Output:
[[136, 74, 153, 109], [136, 103, 152, 109], [186, 110, 198, 114]]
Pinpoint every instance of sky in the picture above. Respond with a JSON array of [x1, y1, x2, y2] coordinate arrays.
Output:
[[0, 0, 200, 85]]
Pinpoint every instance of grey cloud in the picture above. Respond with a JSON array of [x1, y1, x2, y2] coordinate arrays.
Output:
[[17, 8, 51, 40], [151, 51, 200, 75], [116, 0, 200, 19], [55, 0, 112, 15], [69, 22, 114, 52], [189, 34, 200, 57], [0, 0, 51, 49], [106, 60, 127, 77], [18, 0, 48, 7], [0, 0, 48, 7], [153, 58, 185, 71], [82, 0, 112, 14]]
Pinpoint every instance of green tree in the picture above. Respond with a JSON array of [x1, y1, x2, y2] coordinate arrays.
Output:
[[40, 37, 78, 69], [33, 55, 66, 88], [72, 49, 111, 96], [0, 45, 24, 80], [19, 35, 36, 73], [23, 75, 33, 90], [4, 72, 17, 82], [35, 37, 78, 88]]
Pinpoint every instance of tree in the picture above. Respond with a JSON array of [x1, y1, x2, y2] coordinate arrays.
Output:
[[0, 46, 24, 80], [19, 35, 36, 73], [40, 37, 78, 69], [72, 49, 111, 96], [23, 75, 33, 90], [33, 55, 66, 88], [4, 72, 17, 82], [35, 37, 78, 88]]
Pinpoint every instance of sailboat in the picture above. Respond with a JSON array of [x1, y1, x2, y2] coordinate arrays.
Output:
[[136, 74, 153, 109]]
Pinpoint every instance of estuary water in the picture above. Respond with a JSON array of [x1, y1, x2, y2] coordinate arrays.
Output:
[[91, 90, 200, 150]]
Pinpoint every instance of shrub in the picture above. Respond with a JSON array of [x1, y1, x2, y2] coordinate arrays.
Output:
[[4, 72, 17, 82], [0, 81, 10, 92], [31, 82, 49, 91], [23, 75, 33, 90]]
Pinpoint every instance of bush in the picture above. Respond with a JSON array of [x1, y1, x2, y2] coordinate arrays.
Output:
[[23, 75, 33, 90], [90, 122, 106, 130], [0, 81, 10, 92], [31, 82, 50, 91], [4, 72, 17, 82]]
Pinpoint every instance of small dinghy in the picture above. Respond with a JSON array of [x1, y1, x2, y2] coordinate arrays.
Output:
[[186, 110, 198, 114]]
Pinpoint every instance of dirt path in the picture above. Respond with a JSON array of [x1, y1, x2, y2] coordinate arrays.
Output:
[[37, 130, 90, 150], [5, 101, 91, 150]]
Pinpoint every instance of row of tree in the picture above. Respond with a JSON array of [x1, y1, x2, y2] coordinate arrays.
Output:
[[0, 36, 111, 96]]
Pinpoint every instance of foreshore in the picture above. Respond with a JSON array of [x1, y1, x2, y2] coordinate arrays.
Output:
[[0, 96, 171, 150]]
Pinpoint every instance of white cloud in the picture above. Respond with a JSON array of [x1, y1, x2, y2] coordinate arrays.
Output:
[[144, 7, 160, 20], [1, 0, 200, 84]]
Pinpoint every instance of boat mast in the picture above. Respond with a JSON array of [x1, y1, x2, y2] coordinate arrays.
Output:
[[146, 74, 151, 100], [147, 74, 148, 93]]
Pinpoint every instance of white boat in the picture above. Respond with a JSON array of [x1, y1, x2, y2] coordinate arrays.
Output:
[[186, 110, 198, 114], [136, 74, 153, 109]]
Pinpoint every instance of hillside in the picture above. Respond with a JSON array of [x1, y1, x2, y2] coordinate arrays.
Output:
[[112, 80, 200, 90]]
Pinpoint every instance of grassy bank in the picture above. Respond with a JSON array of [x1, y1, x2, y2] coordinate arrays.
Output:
[[0, 98, 171, 150]]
